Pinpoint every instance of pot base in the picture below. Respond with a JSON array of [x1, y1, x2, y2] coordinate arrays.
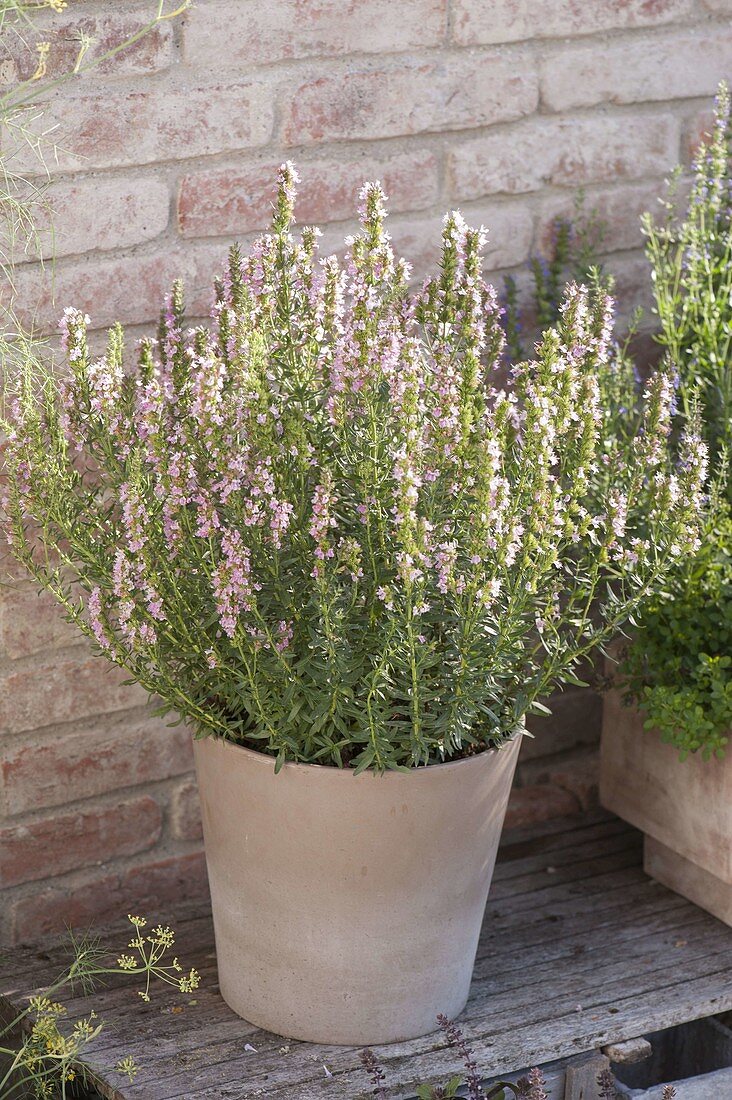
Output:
[[217, 979, 468, 1047]]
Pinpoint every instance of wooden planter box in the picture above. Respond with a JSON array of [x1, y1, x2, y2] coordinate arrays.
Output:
[[600, 689, 732, 926]]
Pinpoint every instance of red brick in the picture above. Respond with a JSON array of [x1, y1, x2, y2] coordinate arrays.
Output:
[[518, 749, 600, 811], [0, 795, 162, 887], [311, 203, 533, 286], [547, 757, 600, 811], [523, 690, 603, 759], [540, 28, 732, 111], [171, 780, 203, 842], [183, 0, 447, 67], [0, 539, 55, 585], [12, 82, 274, 174], [282, 53, 538, 145], [504, 782, 580, 829], [681, 109, 716, 164], [535, 181, 664, 258], [178, 151, 439, 238], [0, 651, 148, 736], [20, 175, 170, 262], [386, 203, 535, 282], [0, 583, 78, 660], [3, 12, 174, 84], [10, 852, 209, 945], [1, 717, 194, 817], [449, 113, 679, 200], [607, 251, 656, 321], [453, 0, 693, 46], [10, 240, 226, 333]]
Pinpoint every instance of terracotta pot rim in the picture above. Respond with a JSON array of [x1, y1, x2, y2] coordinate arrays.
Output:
[[194, 725, 524, 779]]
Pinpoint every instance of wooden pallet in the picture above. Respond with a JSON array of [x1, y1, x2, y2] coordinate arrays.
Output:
[[3, 812, 731, 1099]]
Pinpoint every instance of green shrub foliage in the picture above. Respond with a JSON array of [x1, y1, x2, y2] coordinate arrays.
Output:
[[618, 83, 732, 758], [620, 500, 731, 760]]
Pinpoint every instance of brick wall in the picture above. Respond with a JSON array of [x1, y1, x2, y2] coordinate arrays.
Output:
[[1, 0, 728, 945]]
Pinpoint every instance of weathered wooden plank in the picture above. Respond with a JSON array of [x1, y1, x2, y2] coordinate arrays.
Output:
[[83, 928, 732, 1098], [72, 887, 709, 1058], [472, 907, 714, 988], [488, 841, 643, 903], [149, 963, 732, 1100], [493, 811, 618, 854], [492, 833, 639, 896], [601, 1037, 652, 1063], [478, 891, 693, 966], [38, 893, 702, 1090], [494, 818, 638, 871], [363, 971, 732, 1100], [563, 1054, 610, 1100], [2, 814, 731, 1100]]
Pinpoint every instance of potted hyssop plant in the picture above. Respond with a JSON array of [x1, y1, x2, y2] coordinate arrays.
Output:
[[1, 166, 705, 1043], [599, 84, 732, 926]]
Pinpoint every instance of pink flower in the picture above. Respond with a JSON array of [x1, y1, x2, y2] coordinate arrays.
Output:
[[88, 587, 113, 652], [212, 529, 257, 637], [120, 482, 150, 554], [309, 475, 337, 574], [275, 620, 294, 652]]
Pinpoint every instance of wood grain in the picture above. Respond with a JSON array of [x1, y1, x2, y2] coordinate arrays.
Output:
[[2, 812, 731, 1099]]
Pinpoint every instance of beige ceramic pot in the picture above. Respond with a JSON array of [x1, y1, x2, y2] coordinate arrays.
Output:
[[193, 732, 521, 1044], [600, 689, 732, 926]]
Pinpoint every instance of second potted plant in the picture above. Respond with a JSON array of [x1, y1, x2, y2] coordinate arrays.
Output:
[[600, 84, 731, 926], [1, 167, 705, 1042]]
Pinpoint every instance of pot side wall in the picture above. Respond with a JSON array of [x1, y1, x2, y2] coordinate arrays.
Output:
[[193, 734, 521, 1045]]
